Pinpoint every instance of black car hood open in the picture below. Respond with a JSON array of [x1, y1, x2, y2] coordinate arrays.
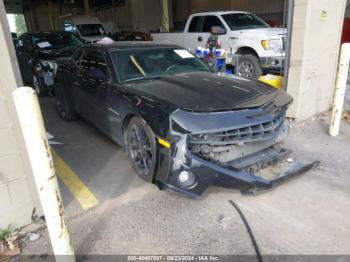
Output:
[[127, 72, 291, 111]]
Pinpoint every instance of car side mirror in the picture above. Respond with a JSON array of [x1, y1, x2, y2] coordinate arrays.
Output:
[[210, 26, 227, 35], [87, 68, 108, 82]]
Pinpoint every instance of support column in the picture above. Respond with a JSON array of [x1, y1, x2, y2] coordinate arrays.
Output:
[[287, 0, 347, 121], [160, 0, 169, 32], [48, 0, 54, 30], [84, 0, 91, 16], [0, 0, 42, 228]]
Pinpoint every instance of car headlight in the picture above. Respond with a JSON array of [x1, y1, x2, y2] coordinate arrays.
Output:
[[39, 60, 57, 74], [261, 39, 282, 52], [35, 63, 42, 71]]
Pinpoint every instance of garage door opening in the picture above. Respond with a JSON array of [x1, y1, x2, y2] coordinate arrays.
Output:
[[6, 13, 27, 45]]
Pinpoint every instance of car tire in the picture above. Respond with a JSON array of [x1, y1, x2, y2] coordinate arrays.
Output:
[[55, 84, 77, 121], [32, 74, 48, 97], [236, 54, 263, 79], [124, 117, 157, 182]]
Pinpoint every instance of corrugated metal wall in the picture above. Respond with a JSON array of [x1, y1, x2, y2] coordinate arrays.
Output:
[[229, 0, 286, 14], [95, 5, 133, 32], [231, 0, 288, 25], [174, 0, 288, 29]]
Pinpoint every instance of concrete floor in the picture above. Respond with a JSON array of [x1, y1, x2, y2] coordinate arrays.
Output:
[[21, 94, 350, 256]]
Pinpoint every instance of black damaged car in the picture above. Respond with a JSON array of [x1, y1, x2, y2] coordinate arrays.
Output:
[[55, 42, 295, 197], [16, 31, 83, 96]]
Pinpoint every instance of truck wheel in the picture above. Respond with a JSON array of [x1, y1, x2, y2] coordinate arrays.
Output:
[[33, 74, 48, 97], [55, 84, 77, 121], [237, 54, 262, 79], [124, 117, 157, 182]]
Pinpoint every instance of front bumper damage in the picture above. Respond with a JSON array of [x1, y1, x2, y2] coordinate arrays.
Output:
[[35, 60, 57, 87], [154, 99, 318, 197], [260, 56, 285, 70]]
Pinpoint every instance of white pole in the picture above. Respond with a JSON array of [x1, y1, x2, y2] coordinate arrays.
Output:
[[12, 87, 75, 262], [329, 43, 350, 136]]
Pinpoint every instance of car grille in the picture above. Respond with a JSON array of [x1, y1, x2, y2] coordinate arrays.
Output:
[[188, 112, 286, 147], [281, 36, 287, 52]]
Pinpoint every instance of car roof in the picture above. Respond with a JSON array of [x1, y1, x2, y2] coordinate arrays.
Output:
[[191, 11, 249, 16], [87, 41, 183, 52], [23, 31, 74, 36]]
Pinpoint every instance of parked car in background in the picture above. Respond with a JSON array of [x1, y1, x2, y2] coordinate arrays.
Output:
[[54, 42, 294, 197], [152, 11, 287, 78], [58, 15, 113, 43], [16, 31, 83, 96], [111, 31, 152, 41]]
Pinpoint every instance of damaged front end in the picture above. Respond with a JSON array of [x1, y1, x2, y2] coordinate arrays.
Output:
[[34, 60, 57, 87], [155, 92, 318, 197]]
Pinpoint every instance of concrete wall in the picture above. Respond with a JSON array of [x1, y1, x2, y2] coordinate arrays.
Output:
[[287, 0, 347, 120], [0, 1, 42, 228]]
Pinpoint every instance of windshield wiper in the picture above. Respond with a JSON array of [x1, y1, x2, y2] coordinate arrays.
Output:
[[125, 76, 161, 83]]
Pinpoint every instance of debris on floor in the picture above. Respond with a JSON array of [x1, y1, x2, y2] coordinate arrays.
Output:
[[46, 132, 63, 146], [343, 111, 350, 123], [28, 233, 40, 242]]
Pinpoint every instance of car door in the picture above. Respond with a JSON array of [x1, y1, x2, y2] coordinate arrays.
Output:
[[75, 49, 111, 130], [185, 16, 208, 52], [16, 35, 33, 83], [200, 15, 227, 49]]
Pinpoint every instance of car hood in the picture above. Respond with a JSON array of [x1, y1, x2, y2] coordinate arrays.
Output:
[[126, 72, 291, 112], [241, 27, 287, 36], [35, 47, 78, 59]]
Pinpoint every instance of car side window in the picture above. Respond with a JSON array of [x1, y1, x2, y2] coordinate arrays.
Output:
[[188, 16, 203, 33], [73, 48, 84, 65], [81, 50, 110, 81], [202, 16, 224, 32]]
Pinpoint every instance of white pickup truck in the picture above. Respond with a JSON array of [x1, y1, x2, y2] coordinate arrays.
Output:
[[152, 11, 286, 78]]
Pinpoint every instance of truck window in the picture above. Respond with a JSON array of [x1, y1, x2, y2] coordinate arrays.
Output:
[[202, 16, 224, 32], [81, 50, 110, 80], [188, 16, 203, 33], [221, 13, 269, 31]]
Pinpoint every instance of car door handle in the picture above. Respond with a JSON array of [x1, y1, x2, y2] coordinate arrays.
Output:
[[198, 36, 203, 42]]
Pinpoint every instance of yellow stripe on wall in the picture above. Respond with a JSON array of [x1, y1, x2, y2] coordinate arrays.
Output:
[[51, 150, 99, 210]]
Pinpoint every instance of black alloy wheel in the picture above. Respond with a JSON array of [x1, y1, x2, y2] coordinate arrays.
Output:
[[125, 117, 157, 182], [55, 84, 76, 121], [237, 54, 263, 79]]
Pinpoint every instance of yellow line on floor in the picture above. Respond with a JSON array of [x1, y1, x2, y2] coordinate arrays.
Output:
[[51, 150, 99, 210]]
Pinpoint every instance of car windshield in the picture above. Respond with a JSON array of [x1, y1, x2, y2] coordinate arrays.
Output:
[[31, 33, 83, 50], [222, 13, 269, 30], [77, 24, 106, 37], [112, 48, 210, 82]]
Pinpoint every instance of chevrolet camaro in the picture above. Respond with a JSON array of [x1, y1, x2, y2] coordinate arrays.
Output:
[[54, 42, 294, 197]]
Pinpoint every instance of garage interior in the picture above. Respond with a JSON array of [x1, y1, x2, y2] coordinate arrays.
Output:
[[1, 0, 350, 258]]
